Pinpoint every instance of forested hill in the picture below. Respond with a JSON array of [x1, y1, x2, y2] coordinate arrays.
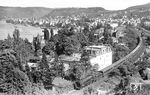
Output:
[[1, 2, 150, 19], [0, 6, 106, 19], [119, 3, 150, 18], [0, 6, 52, 18], [126, 3, 150, 10], [44, 7, 107, 18]]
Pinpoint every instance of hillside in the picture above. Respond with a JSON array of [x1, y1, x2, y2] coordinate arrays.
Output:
[[0, 6, 52, 18], [104, 3, 150, 19], [44, 7, 107, 18], [126, 3, 150, 10], [120, 3, 150, 18], [1, 2, 150, 19], [44, 3, 150, 18]]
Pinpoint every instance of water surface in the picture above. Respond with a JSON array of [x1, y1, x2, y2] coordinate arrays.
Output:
[[0, 21, 43, 42]]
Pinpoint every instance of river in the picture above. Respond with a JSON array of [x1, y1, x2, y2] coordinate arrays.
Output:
[[0, 20, 43, 42]]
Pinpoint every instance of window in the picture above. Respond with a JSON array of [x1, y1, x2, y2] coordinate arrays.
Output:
[[93, 50, 96, 55], [103, 49, 105, 54], [87, 50, 91, 54], [83, 50, 87, 53], [98, 49, 102, 55]]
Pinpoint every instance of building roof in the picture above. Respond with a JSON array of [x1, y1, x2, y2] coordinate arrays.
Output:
[[110, 23, 118, 28], [85, 45, 110, 50], [27, 62, 38, 68]]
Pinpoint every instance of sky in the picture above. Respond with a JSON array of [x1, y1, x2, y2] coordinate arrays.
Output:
[[0, 0, 150, 10]]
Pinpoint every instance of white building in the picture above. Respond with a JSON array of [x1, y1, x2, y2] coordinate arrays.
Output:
[[110, 22, 118, 29], [84, 45, 112, 71]]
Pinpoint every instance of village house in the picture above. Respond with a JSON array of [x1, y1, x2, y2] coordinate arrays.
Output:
[[27, 56, 40, 71], [110, 22, 119, 29]]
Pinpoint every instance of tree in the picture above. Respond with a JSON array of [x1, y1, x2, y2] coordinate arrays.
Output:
[[118, 65, 130, 77], [13, 28, 20, 47], [76, 32, 88, 47], [5, 34, 13, 48], [115, 76, 130, 94], [42, 28, 50, 41], [63, 36, 81, 55], [0, 49, 30, 94], [135, 61, 150, 71], [15, 40, 34, 65], [54, 32, 81, 55], [113, 45, 130, 62], [80, 51, 90, 62], [51, 62, 64, 77], [103, 26, 112, 45], [33, 35, 41, 56], [121, 28, 138, 50], [42, 42, 55, 55], [39, 53, 49, 69]]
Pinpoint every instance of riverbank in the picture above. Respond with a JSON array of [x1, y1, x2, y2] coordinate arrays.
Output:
[[0, 21, 43, 42]]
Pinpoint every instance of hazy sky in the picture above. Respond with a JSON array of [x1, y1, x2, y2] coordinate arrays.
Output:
[[0, 0, 150, 10]]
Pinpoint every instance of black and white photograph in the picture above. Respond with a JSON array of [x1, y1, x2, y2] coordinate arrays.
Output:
[[0, 0, 150, 95]]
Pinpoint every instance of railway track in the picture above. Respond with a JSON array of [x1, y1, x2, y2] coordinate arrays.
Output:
[[140, 27, 150, 36], [55, 28, 145, 95], [102, 33, 145, 75]]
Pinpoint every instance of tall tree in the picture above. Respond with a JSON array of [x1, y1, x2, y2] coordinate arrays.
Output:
[[39, 53, 49, 69], [33, 35, 41, 56], [0, 49, 30, 94], [13, 28, 20, 47]]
